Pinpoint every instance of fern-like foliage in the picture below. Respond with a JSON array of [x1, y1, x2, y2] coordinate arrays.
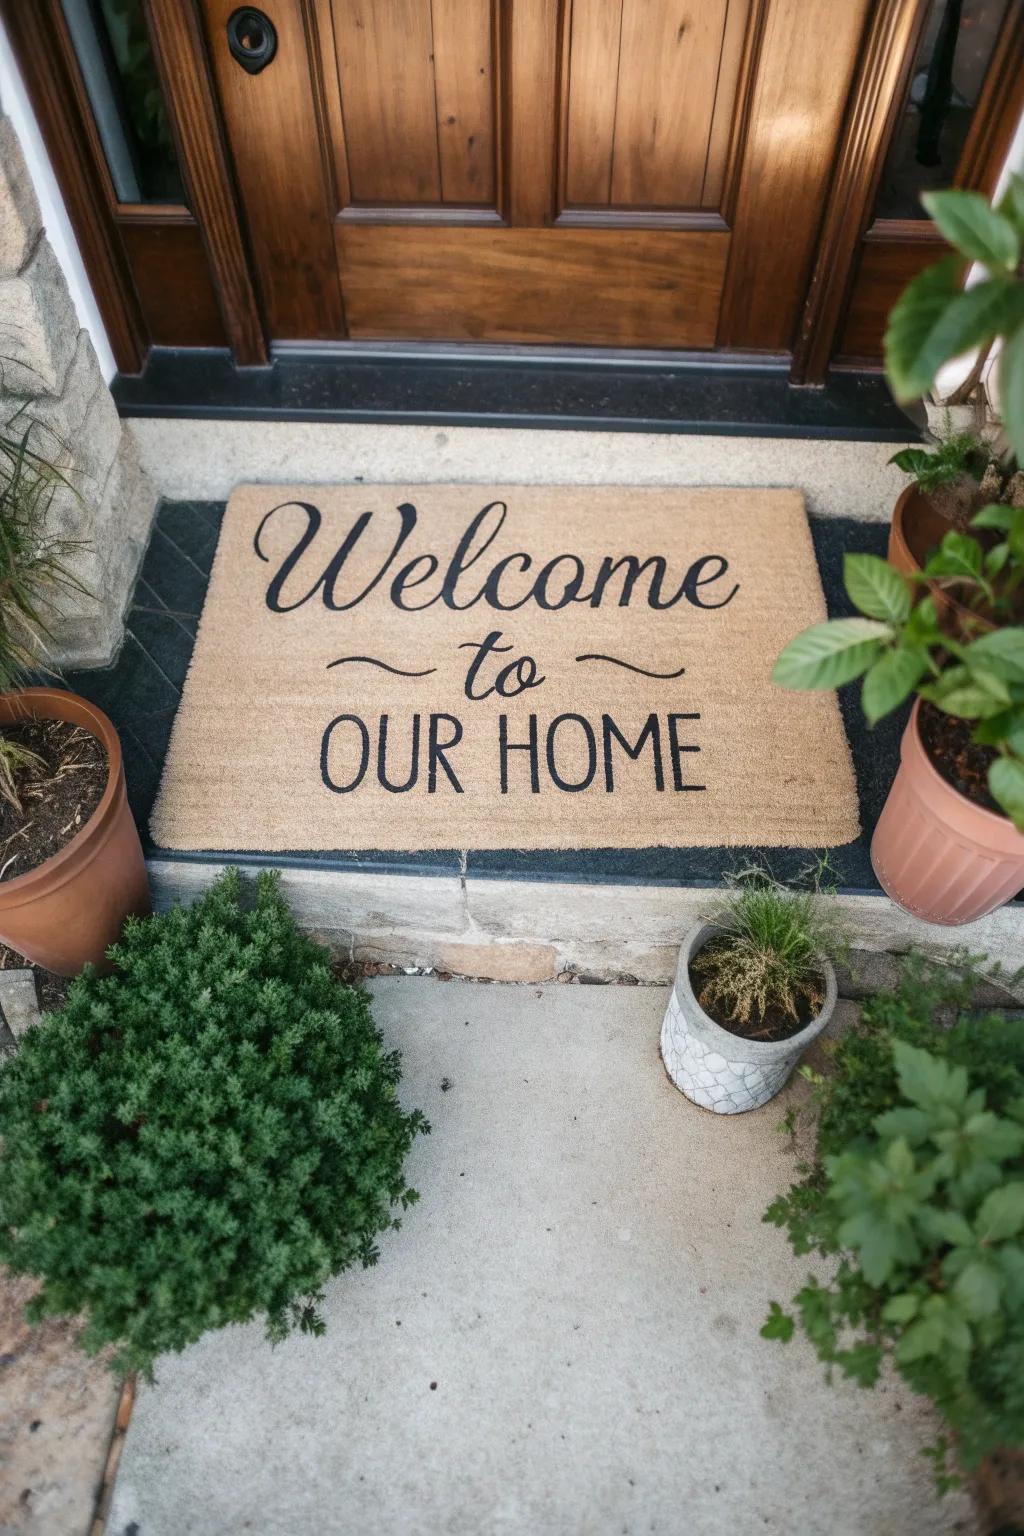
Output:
[[0, 869, 428, 1377]]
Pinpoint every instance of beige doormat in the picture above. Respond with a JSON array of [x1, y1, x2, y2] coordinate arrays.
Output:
[[150, 485, 859, 852]]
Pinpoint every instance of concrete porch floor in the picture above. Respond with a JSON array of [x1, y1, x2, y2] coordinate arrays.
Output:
[[108, 976, 975, 1536]]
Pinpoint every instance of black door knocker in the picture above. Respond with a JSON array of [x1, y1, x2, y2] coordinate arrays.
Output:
[[227, 8, 278, 75]]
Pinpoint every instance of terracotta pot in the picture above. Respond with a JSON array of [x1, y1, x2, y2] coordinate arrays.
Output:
[[888, 485, 994, 637], [870, 700, 1024, 925], [0, 689, 150, 975]]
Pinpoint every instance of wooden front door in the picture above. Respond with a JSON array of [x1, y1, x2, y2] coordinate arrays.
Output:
[[198, 0, 873, 352]]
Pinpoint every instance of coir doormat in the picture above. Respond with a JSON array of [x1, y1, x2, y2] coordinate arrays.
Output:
[[151, 485, 859, 851]]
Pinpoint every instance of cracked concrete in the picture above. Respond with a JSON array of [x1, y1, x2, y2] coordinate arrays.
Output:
[[107, 977, 975, 1536]]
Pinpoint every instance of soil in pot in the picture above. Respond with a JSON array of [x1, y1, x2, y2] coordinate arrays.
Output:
[[918, 699, 1003, 817], [688, 937, 825, 1044], [0, 719, 107, 884]]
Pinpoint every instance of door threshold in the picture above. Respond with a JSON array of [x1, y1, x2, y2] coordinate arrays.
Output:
[[112, 346, 921, 442]]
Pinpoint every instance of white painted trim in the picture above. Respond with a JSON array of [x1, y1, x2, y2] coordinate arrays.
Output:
[[0, 17, 116, 382]]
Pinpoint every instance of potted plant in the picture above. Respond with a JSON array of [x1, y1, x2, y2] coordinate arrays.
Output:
[[0, 869, 429, 1378], [660, 874, 839, 1114], [773, 179, 1024, 926], [761, 956, 1024, 1522], [0, 411, 149, 974], [773, 513, 1024, 923]]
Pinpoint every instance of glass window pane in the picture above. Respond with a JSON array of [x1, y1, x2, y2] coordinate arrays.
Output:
[[61, 0, 185, 205], [874, 0, 1010, 221]]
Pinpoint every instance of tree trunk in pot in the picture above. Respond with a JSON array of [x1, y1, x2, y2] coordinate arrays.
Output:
[[660, 923, 837, 1114], [870, 701, 1024, 926]]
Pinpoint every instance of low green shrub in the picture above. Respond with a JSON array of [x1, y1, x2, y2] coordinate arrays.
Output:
[[0, 869, 428, 1377], [762, 957, 1024, 1485]]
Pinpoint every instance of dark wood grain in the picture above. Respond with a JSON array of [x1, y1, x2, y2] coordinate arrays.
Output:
[[431, 0, 497, 205], [118, 220, 228, 347], [197, 0, 342, 341], [1, 0, 148, 373], [717, 0, 873, 352], [505, 0, 560, 225], [336, 224, 729, 346], [146, 0, 268, 363], [836, 230, 948, 364], [791, 0, 933, 385]]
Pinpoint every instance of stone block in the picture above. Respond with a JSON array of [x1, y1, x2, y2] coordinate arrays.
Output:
[[15, 330, 122, 495], [434, 940, 557, 982], [0, 969, 40, 1041], [0, 241, 78, 395], [0, 115, 41, 276], [46, 432, 157, 670]]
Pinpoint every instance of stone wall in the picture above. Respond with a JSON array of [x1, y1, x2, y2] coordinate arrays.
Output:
[[0, 112, 154, 669]]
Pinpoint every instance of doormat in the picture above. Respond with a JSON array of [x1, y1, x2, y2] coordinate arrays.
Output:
[[151, 485, 859, 852]]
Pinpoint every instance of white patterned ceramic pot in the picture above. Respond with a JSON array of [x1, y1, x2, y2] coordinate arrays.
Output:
[[660, 923, 837, 1114]]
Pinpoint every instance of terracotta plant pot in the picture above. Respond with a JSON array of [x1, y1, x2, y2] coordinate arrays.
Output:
[[871, 700, 1024, 925], [888, 485, 994, 637], [660, 922, 837, 1113], [0, 688, 150, 975]]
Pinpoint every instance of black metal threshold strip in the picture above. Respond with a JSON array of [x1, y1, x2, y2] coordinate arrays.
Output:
[[112, 345, 921, 442]]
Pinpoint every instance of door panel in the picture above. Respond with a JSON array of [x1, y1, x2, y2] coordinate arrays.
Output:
[[337, 225, 729, 345], [201, 0, 873, 350], [201, 0, 343, 338], [561, 0, 752, 215]]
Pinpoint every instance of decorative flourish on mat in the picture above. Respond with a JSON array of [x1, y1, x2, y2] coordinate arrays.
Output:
[[574, 654, 687, 679], [326, 656, 437, 677]]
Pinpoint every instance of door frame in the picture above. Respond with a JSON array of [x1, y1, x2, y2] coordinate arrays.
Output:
[[4, 0, 1020, 380]]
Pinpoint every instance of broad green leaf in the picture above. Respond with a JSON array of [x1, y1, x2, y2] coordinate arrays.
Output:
[[882, 1293, 920, 1325], [989, 756, 1024, 831], [760, 1301, 795, 1342], [999, 173, 1024, 235], [874, 1106, 931, 1143], [965, 628, 1024, 684], [922, 662, 1011, 718], [985, 542, 1010, 579], [894, 1041, 969, 1113], [923, 189, 1021, 269], [836, 1343, 883, 1388], [1001, 324, 1024, 469], [772, 619, 890, 691], [918, 1208, 974, 1248], [837, 1211, 913, 1287], [973, 707, 1021, 747], [904, 595, 942, 646], [972, 503, 1017, 531], [953, 1259, 1002, 1320], [862, 648, 927, 726], [897, 1314, 945, 1364], [888, 448, 933, 475], [885, 256, 963, 401], [893, 278, 1024, 403], [923, 530, 984, 581], [844, 553, 912, 624], [977, 1183, 1024, 1242]]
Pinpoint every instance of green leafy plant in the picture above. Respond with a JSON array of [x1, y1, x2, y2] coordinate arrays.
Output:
[[889, 434, 989, 494], [885, 178, 1024, 466], [762, 957, 1024, 1483], [0, 412, 87, 692], [692, 868, 842, 1033], [772, 532, 1024, 828], [0, 869, 428, 1377]]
